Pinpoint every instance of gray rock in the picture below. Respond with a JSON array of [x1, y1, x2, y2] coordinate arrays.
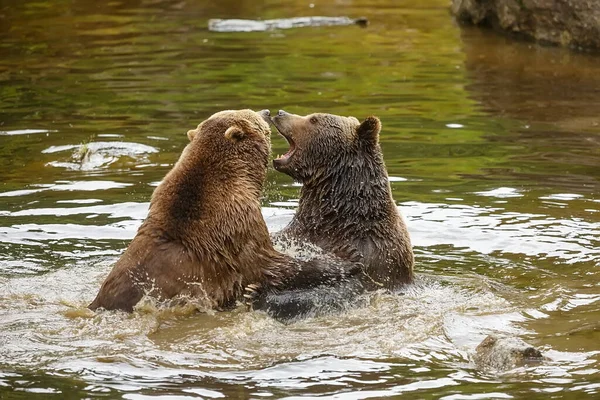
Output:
[[451, 0, 600, 51], [473, 334, 545, 371]]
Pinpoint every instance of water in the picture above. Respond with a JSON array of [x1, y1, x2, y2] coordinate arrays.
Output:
[[1, 0, 599, 398]]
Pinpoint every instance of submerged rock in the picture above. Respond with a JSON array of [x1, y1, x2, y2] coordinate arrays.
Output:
[[208, 16, 368, 33], [473, 334, 545, 371], [451, 0, 600, 51]]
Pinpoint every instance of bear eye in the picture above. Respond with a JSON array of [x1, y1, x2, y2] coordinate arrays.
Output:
[[309, 116, 318, 124]]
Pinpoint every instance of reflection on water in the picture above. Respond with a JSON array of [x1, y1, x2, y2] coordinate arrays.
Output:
[[1, 0, 599, 398]]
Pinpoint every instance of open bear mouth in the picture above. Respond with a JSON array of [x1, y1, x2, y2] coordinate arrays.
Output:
[[271, 125, 296, 166], [275, 134, 296, 164]]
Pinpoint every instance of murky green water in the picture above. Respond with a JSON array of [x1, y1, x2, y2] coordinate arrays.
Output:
[[1, 0, 599, 398]]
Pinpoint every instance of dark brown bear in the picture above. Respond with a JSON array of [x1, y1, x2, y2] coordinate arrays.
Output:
[[89, 109, 359, 313], [270, 110, 414, 290]]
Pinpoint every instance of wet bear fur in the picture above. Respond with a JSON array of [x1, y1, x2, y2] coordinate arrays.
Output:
[[89, 109, 360, 313], [256, 110, 414, 314]]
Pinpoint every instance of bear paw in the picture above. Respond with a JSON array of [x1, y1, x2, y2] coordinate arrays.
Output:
[[243, 283, 262, 310]]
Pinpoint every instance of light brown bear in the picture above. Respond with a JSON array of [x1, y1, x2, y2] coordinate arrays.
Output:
[[89, 109, 360, 312], [269, 110, 414, 290]]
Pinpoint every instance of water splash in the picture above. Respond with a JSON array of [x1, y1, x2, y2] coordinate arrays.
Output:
[[42, 142, 158, 171]]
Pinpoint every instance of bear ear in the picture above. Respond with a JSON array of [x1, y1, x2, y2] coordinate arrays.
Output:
[[224, 119, 260, 142], [356, 116, 381, 143], [187, 129, 197, 141], [224, 125, 246, 142]]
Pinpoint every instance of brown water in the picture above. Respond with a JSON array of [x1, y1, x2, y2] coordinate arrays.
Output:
[[1, 0, 599, 398]]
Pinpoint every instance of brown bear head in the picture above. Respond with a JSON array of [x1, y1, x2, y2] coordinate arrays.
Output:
[[187, 109, 271, 150], [157, 108, 273, 223], [185, 109, 272, 178], [269, 110, 382, 183]]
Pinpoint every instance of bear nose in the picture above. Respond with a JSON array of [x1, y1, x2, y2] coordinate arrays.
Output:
[[278, 110, 289, 117], [260, 109, 270, 116]]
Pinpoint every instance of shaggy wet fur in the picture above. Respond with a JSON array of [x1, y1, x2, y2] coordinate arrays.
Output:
[[89, 110, 360, 313], [270, 110, 414, 290]]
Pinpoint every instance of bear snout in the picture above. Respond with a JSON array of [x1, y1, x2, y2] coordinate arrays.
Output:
[[259, 109, 274, 127], [277, 110, 290, 117]]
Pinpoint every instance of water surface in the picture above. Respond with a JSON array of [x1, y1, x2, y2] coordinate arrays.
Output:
[[1, 0, 599, 398]]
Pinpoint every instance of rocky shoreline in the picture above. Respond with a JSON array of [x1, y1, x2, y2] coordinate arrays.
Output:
[[451, 0, 600, 51]]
